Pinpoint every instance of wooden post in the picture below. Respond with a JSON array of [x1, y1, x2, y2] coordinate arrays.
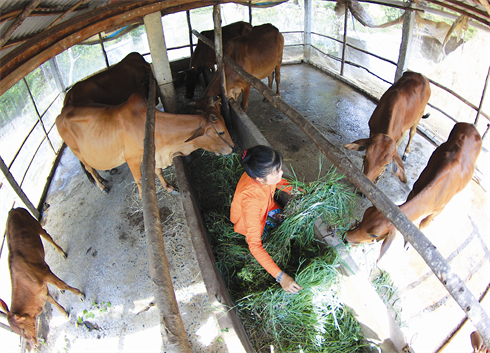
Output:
[[0, 156, 39, 219], [304, 0, 312, 64], [141, 73, 192, 353], [210, 46, 490, 347], [340, 4, 348, 76], [213, 4, 232, 132], [143, 12, 178, 114], [395, 5, 415, 82]]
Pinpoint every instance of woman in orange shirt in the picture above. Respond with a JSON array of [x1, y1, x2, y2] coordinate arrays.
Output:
[[230, 145, 303, 293]]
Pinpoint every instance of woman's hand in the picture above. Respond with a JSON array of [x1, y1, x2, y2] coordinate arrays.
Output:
[[278, 272, 303, 293]]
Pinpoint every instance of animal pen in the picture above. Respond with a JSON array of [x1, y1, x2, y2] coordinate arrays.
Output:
[[0, 0, 489, 352]]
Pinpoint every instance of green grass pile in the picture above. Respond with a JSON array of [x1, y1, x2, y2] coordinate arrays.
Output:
[[188, 150, 373, 352]]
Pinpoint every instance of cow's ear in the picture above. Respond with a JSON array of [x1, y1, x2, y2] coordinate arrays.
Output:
[[377, 229, 397, 264], [185, 125, 205, 143], [392, 154, 407, 183], [14, 314, 26, 322], [0, 298, 9, 313], [344, 138, 370, 151]]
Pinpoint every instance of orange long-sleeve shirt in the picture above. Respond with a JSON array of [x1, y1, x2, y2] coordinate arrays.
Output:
[[230, 173, 291, 277]]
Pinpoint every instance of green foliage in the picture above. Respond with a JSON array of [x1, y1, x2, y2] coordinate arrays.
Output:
[[188, 150, 371, 352]]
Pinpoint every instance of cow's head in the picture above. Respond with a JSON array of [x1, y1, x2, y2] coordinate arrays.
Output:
[[185, 96, 234, 156], [344, 133, 407, 183], [0, 299, 38, 348], [345, 206, 397, 261]]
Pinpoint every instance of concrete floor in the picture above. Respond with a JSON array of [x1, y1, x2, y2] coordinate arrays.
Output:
[[244, 64, 489, 353]]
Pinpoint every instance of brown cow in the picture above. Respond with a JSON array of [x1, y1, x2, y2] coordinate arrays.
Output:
[[0, 208, 84, 348], [202, 23, 284, 112], [186, 21, 252, 98], [56, 92, 234, 197], [64, 52, 153, 106], [344, 71, 431, 183], [345, 123, 482, 260]]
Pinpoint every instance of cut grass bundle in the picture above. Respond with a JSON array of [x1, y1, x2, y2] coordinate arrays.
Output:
[[187, 150, 374, 352], [237, 253, 370, 353]]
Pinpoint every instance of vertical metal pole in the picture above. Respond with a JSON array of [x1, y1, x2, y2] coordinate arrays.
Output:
[[141, 73, 192, 353], [99, 33, 110, 67], [186, 10, 194, 57], [144, 12, 177, 113], [395, 5, 415, 82], [213, 4, 232, 131], [48, 58, 65, 94], [304, 0, 312, 64], [340, 4, 348, 76], [475, 65, 490, 126], [23, 78, 56, 153], [248, 1, 252, 25]]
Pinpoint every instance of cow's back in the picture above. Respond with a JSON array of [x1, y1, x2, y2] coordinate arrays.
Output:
[[226, 23, 284, 77], [64, 52, 151, 106], [7, 208, 46, 267], [408, 123, 482, 205], [369, 72, 430, 137]]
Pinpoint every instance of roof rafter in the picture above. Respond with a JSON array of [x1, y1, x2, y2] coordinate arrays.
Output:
[[0, 0, 43, 48]]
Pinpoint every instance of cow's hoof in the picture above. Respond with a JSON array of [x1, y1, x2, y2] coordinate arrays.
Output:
[[79, 292, 86, 301], [402, 155, 407, 162], [110, 168, 118, 175], [60, 289, 65, 294], [62, 251, 68, 260], [103, 186, 111, 194]]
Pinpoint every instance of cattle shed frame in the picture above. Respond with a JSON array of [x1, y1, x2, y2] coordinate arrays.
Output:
[[1, 0, 489, 352]]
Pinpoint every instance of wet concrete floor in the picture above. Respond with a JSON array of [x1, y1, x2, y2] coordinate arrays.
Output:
[[244, 63, 489, 353]]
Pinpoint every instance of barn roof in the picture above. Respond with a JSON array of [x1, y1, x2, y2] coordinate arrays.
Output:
[[0, 0, 489, 96]]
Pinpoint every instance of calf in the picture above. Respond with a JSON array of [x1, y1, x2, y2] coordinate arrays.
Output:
[[56, 93, 234, 197], [344, 71, 431, 183], [64, 52, 153, 106], [0, 208, 84, 348], [345, 123, 482, 259], [186, 21, 252, 98], [202, 23, 284, 112]]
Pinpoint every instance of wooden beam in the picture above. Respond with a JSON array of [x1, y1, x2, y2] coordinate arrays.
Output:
[[0, 156, 39, 219], [0, 0, 43, 48], [141, 73, 192, 352], [213, 4, 232, 131], [0, 0, 236, 97], [46, 0, 90, 30]]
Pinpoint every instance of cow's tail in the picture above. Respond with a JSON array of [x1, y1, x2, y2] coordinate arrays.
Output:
[[80, 162, 96, 186], [422, 113, 430, 119]]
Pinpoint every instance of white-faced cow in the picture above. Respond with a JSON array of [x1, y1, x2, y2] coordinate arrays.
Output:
[[202, 23, 284, 112], [344, 71, 431, 183], [56, 92, 234, 197], [345, 123, 482, 260], [186, 21, 252, 98], [0, 208, 85, 348], [64, 52, 153, 106]]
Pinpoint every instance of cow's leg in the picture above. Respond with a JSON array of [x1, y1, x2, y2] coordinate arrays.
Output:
[[396, 129, 409, 149], [402, 125, 417, 161], [46, 271, 85, 301], [275, 64, 281, 96], [38, 228, 67, 259], [241, 85, 251, 112], [83, 163, 110, 193], [263, 72, 274, 102], [46, 292, 69, 318], [155, 168, 175, 193], [127, 160, 143, 198]]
